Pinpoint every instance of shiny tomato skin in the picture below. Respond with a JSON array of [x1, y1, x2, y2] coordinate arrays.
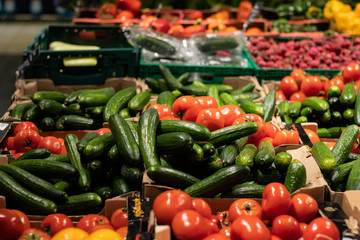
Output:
[[96, 128, 111, 136], [304, 129, 320, 144], [172, 96, 202, 121], [276, 90, 287, 100], [0, 209, 24, 240], [230, 215, 271, 240], [40, 213, 74, 236], [13, 121, 39, 136], [37, 136, 62, 154], [271, 235, 282, 240], [14, 129, 41, 152], [219, 226, 231, 238], [300, 222, 308, 235], [196, 108, 225, 132], [12, 209, 30, 229], [195, 96, 219, 109], [204, 233, 230, 240], [343, 62, 360, 83], [219, 105, 243, 127], [273, 129, 299, 147], [289, 91, 306, 102], [192, 198, 212, 219], [19, 228, 51, 240], [228, 199, 262, 222], [232, 114, 265, 144], [271, 215, 302, 240], [280, 76, 298, 98], [301, 76, 323, 96], [148, 104, 172, 120], [3, 136, 15, 150], [264, 122, 279, 138], [302, 217, 340, 240], [325, 76, 345, 93], [110, 208, 128, 229], [210, 214, 221, 228], [290, 69, 307, 88], [204, 217, 220, 235], [289, 193, 318, 223], [216, 211, 231, 228], [171, 210, 209, 240], [262, 182, 291, 220], [76, 214, 110, 234], [153, 189, 193, 225]]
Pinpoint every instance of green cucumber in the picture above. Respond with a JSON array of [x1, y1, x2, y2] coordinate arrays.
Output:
[[181, 143, 204, 163], [256, 166, 282, 185], [78, 87, 115, 108], [44, 154, 69, 162], [103, 87, 137, 121], [255, 141, 275, 170], [278, 100, 292, 124], [233, 137, 249, 153], [62, 115, 102, 130], [159, 156, 173, 168], [128, 92, 151, 112], [262, 89, 276, 122], [208, 85, 222, 107], [320, 109, 332, 125], [121, 165, 142, 185], [354, 87, 360, 125], [159, 120, 211, 141], [201, 142, 216, 158], [83, 132, 114, 160], [343, 109, 355, 124], [220, 145, 237, 167], [86, 159, 105, 178], [14, 148, 51, 161], [274, 152, 292, 173], [231, 83, 255, 95], [159, 64, 183, 90], [340, 83, 356, 108], [144, 78, 169, 93], [56, 115, 66, 131], [77, 132, 100, 153], [57, 193, 102, 215], [238, 98, 264, 117], [136, 35, 177, 56], [38, 99, 65, 118], [156, 132, 194, 154], [177, 72, 190, 85], [302, 97, 329, 113], [295, 116, 308, 123], [236, 144, 258, 168], [54, 181, 73, 194], [127, 120, 139, 145], [85, 106, 105, 119], [232, 92, 261, 102], [39, 117, 55, 131], [329, 160, 356, 189], [300, 107, 313, 117], [157, 91, 176, 110], [22, 105, 40, 122], [65, 103, 83, 115], [220, 92, 239, 106], [284, 160, 307, 193], [107, 145, 121, 163], [317, 127, 346, 138], [112, 177, 131, 196], [332, 125, 359, 166], [64, 89, 87, 105], [32, 91, 66, 103], [287, 101, 302, 118], [312, 141, 337, 172], [328, 97, 341, 111], [94, 185, 113, 202], [327, 85, 341, 99], [10, 103, 34, 119], [196, 37, 239, 53], [179, 85, 208, 96], [331, 111, 342, 124], [222, 181, 265, 198]]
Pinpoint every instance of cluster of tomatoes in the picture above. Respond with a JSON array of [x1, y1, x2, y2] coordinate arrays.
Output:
[[277, 62, 360, 102], [152, 182, 340, 240], [0, 207, 128, 240]]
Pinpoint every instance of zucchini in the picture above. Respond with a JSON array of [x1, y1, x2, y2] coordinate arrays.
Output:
[[184, 165, 250, 197], [32, 91, 66, 103], [156, 132, 194, 154], [312, 141, 337, 172], [340, 83, 356, 108], [284, 160, 307, 193], [77, 132, 100, 153], [262, 89, 276, 122], [196, 37, 239, 53], [14, 148, 51, 161], [159, 64, 183, 90], [222, 181, 265, 198], [65, 134, 91, 191], [62, 115, 102, 130], [236, 144, 258, 168], [103, 87, 137, 121], [83, 132, 114, 160], [332, 125, 359, 166], [38, 99, 64, 118], [144, 78, 169, 93], [57, 193, 102, 215], [208, 85, 222, 107], [128, 92, 151, 112], [139, 108, 161, 169], [302, 97, 329, 113], [112, 177, 131, 196], [0, 170, 57, 214], [231, 83, 255, 95], [10, 103, 34, 119], [255, 141, 275, 170], [157, 91, 176, 110], [329, 160, 356, 189], [238, 98, 264, 117], [220, 145, 238, 167], [136, 35, 177, 56], [159, 120, 211, 141]]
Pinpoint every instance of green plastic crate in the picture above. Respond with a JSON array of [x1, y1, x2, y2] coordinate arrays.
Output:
[[22, 25, 140, 85]]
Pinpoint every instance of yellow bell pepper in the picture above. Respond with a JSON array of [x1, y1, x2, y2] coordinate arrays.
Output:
[[323, 0, 348, 20], [355, 3, 360, 17], [335, 11, 355, 33], [348, 17, 360, 35], [52, 228, 89, 240]]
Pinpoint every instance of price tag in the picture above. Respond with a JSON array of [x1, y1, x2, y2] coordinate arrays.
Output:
[[17, 46, 40, 80], [242, 2, 264, 32], [126, 197, 152, 240]]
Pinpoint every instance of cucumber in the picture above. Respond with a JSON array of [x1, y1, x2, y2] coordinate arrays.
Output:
[[77, 132, 100, 153], [196, 37, 239, 53], [14, 148, 51, 161], [220, 92, 239, 106], [348, 153, 360, 162], [233, 137, 249, 153], [177, 72, 190, 85], [328, 97, 341, 111], [159, 156, 173, 168], [220, 145, 237, 167], [0, 170, 57, 214], [331, 111, 342, 124], [159, 64, 183, 90], [121, 165, 142, 185], [0, 164, 67, 202], [54, 181, 73, 194], [83, 132, 114, 160], [78, 87, 115, 108], [103, 87, 137, 121], [317, 127, 346, 138], [278, 100, 292, 124], [119, 108, 131, 119], [128, 92, 151, 112], [157, 91, 176, 110], [255, 141, 275, 170], [94, 185, 113, 202], [179, 85, 208, 96], [206, 150, 224, 174], [236, 144, 258, 168], [300, 107, 313, 117], [57, 193, 102, 215], [147, 165, 200, 189], [231, 83, 255, 95], [340, 83, 356, 108], [287, 101, 302, 118], [156, 132, 194, 154], [32, 91, 66, 103], [256, 166, 282, 185], [354, 87, 360, 125], [201, 142, 216, 158], [180, 143, 204, 163], [312, 141, 337, 172], [22, 105, 40, 122], [208, 85, 222, 107], [107, 145, 121, 163], [222, 181, 265, 198], [127, 120, 139, 145], [209, 122, 258, 147], [274, 152, 292, 173], [112, 177, 131, 196], [10, 159, 77, 179], [262, 89, 276, 122], [284, 160, 307, 193], [343, 109, 355, 124], [109, 114, 141, 167], [320, 109, 332, 125], [144, 78, 169, 93], [65, 103, 83, 116], [56, 115, 66, 131], [332, 125, 359, 166], [44, 154, 69, 162], [329, 160, 356, 189], [64, 89, 88, 105], [62, 115, 102, 130], [136, 35, 177, 56], [159, 120, 211, 141], [238, 98, 264, 117], [302, 97, 329, 113], [327, 85, 341, 99], [86, 159, 105, 178], [295, 116, 308, 123], [39, 117, 56, 131], [65, 134, 91, 191], [184, 165, 250, 197], [139, 108, 161, 169], [85, 106, 105, 119], [232, 92, 261, 101], [10, 103, 34, 119], [38, 99, 65, 118], [346, 158, 360, 190]]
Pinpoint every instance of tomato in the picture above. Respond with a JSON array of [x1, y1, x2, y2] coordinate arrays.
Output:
[[14, 129, 41, 152], [257, 137, 274, 147], [40, 213, 74, 236], [171, 210, 209, 240], [264, 122, 279, 138], [271, 235, 282, 240], [116, 0, 141, 15], [89, 224, 115, 234], [115, 226, 127, 239], [210, 214, 221, 229], [233, 114, 265, 144], [19, 228, 51, 240], [37, 136, 62, 154], [187, 10, 203, 20], [182, 24, 206, 38], [160, 115, 181, 120], [219, 226, 231, 237], [230, 215, 271, 240], [271, 215, 302, 240], [196, 96, 219, 109], [203, 233, 230, 240], [290, 91, 306, 102], [276, 90, 287, 100], [13, 152, 25, 159], [216, 211, 231, 227], [204, 217, 220, 234], [110, 208, 128, 229], [3, 136, 15, 150], [272, 129, 299, 147], [77, 214, 111, 234], [172, 96, 202, 122], [115, 10, 134, 21], [289, 193, 318, 223], [96, 128, 111, 136], [12, 209, 30, 229], [290, 69, 307, 88], [150, 19, 171, 33], [51, 227, 89, 240], [262, 182, 291, 220], [13, 121, 39, 136], [218, 105, 243, 127], [325, 142, 336, 151], [148, 104, 172, 120], [153, 189, 193, 225], [304, 129, 320, 144], [343, 62, 360, 83], [228, 199, 262, 222], [299, 222, 308, 235], [301, 76, 323, 96], [301, 217, 340, 240], [196, 108, 225, 132], [280, 76, 298, 98], [168, 24, 185, 38], [192, 198, 212, 219], [138, 16, 157, 29], [325, 76, 345, 93], [0, 209, 24, 240]]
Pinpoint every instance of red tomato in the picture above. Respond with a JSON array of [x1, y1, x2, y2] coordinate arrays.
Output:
[[13, 152, 25, 159], [289, 91, 306, 102], [276, 90, 287, 100], [216, 211, 231, 228], [210, 214, 221, 229], [218, 105, 243, 127], [115, 10, 134, 21], [302, 217, 340, 240], [219, 226, 231, 237], [96, 128, 111, 136], [196, 108, 225, 132], [0, 209, 24, 240], [192, 198, 212, 219], [138, 16, 157, 29], [195, 96, 218, 109], [3, 136, 15, 150], [264, 122, 279, 138], [76, 214, 110, 234], [325, 76, 345, 93], [12, 209, 30, 229], [18, 228, 51, 240], [271, 215, 302, 240], [150, 19, 171, 33], [233, 114, 265, 144], [13, 121, 39, 136], [230, 215, 271, 240], [187, 10, 203, 20], [301, 76, 323, 96], [304, 129, 320, 144], [37, 136, 62, 154], [280, 76, 298, 98], [14, 129, 41, 152], [172, 96, 202, 122], [110, 208, 128, 229], [115, 226, 127, 239], [171, 210, 209, 240], [204, 217, 220, 235], [203, 233, 230, 240], [343, 62, 360, 83], [273, 129, 299, 147], [299, 222, 308, 235], [228, 199, 262, 222], [271, 235, 282, 240], [168, 24, 185, 38], [160, 115, 181, 120], [89, 224, 115, 234], [325, 142, 336, 151], [116, 0, 141, 15], [262, 182, 291, 220], [153, 189, 193, 225], [148, 104, 172, 120], [183, 24, 206, 38], [40, 213, 74, 236], [290, 69, 307, 88], [289, 193, 318, 223]]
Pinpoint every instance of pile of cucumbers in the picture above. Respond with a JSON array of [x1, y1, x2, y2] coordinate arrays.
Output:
[[9, 87, 151, 131]]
